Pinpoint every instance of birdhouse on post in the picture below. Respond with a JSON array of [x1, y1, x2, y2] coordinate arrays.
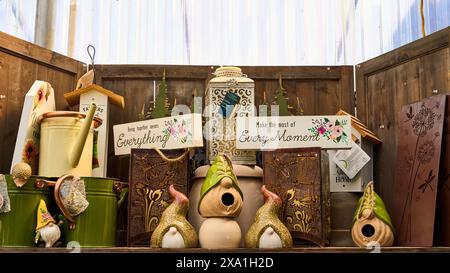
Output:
[[328, 110, 382, 192], [64, 84, 125, 177]]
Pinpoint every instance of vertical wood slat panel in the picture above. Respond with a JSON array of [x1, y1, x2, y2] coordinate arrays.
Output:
[[96, 65, 355, 181], [356, 27, 450, 212], [0, 31, 85, 173]]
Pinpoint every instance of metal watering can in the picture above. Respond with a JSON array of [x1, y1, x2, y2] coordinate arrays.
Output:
[[53, 174, 128, 247], [38, 103, 102, 177]]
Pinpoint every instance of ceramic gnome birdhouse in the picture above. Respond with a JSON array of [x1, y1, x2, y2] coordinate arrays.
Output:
[[151, 185, 198, 248], [245, 186, 292, 248], [198, 154, 244, 248], [351, 181, 394, 247], [64, 84, 125, 177]]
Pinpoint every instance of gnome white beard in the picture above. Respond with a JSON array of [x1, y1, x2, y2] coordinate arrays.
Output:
[[39, 223, 61, 248]]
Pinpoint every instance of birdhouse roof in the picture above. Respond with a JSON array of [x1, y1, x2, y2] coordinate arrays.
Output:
[[337, 110, 381, 144], [64, 84, 125, 108]]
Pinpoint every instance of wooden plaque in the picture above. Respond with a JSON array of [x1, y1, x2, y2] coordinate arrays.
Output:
[[393, 94, 446, 246], [263, 148, 330, 246], [127, 148, 189, 246]]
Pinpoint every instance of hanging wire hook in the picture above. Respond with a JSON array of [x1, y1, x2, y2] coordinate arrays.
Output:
[[87, 45, 96, 83]]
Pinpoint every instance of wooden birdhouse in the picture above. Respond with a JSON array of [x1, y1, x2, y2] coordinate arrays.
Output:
[[328, 110, 381, 192], [64, 84, 125, 177]]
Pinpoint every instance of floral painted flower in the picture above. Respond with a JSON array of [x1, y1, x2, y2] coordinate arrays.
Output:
[[317, 126, 326, 135], [330, 125, 344, 139], [417, 141, 435, 164], [22, 139, 37, 163], [412, 106, 435, 137], [324, 121, 334, 131]]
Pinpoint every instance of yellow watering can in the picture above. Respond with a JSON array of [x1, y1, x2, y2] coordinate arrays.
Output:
[[37, 103, 102, 177]]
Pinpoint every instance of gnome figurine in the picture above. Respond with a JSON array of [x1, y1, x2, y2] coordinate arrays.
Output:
[[351, 181, 394, 247], [198, 154, 243, 249], [35, 199, 61, 248], [150, 185, 198, 248], [245, 186, 292, 248]]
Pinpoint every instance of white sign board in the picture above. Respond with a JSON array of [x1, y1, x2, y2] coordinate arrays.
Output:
[[80, 90, 108, 177], [11, 81, 56, 174], [113, 113, 203, 155], [236, 116, 352, 150]]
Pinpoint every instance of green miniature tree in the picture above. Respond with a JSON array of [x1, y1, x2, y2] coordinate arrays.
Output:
[[274, 75, 292, 116], [150, 69, 170, 119]]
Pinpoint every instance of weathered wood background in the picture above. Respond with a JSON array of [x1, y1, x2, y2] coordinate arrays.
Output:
[[356, 26, 450, 212], [94, 65, 355, 181], [0, 31, 85, 173]]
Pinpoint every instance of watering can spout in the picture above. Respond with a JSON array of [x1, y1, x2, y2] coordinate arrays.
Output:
[[70, 102, 97, 168]]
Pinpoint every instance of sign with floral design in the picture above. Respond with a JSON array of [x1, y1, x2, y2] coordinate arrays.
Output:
[[236, 116, 351, 150], [11, 81, 55, 174], [113, 113, 203, 155], [392, 94, 446, 247]]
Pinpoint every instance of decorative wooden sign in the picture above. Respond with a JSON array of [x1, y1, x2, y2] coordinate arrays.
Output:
[[236, 116, 351, 150], [263, 148, 330, 246], [392, 94, 446, 247], [113, 113, 203, 156], [127, 148, 189, 246], [11, 81, 55, 174]]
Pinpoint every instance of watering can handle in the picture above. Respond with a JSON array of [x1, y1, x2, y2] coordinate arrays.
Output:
[[54, 174, 77, 230], [70, 102, 97, 168]]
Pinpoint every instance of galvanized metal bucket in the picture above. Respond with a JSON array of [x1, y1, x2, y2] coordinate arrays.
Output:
[[55, 175, 126, 248], [0, 175, 54, 247]]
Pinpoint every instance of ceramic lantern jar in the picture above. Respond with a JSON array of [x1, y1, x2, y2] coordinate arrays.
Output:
[[195, 154, 251, 249], [188, 161, 263, 247], [205, 66, 255, 165]]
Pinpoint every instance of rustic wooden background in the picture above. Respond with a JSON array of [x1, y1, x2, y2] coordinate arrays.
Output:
[[94, 65, 355, 181], [356, 26, 450, 212], [0, 31, 84, 173]]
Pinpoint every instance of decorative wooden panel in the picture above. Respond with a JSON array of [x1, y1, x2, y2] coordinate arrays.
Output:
[[263, 148, 330, 246], [95, 65, 355, 181], [392, 94, 446, 246], [356, 27, 450, 213], [0, 31, 85, 173], [127, 148, 188, 246]]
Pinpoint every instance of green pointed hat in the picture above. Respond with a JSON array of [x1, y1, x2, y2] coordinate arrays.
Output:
[[198, 154, 243, 209], [352, 182, 394, 231]]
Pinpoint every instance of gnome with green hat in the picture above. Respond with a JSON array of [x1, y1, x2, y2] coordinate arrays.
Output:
[[198, 154, 244, 248]]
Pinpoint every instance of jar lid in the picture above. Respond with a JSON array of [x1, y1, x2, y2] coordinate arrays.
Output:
[[214, 66, 244, 78], [38, 111, 103, 128], [193, 164, 263, 179]]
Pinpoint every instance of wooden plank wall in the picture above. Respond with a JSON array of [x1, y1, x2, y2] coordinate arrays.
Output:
[[95, 65, 355, 181], [0, 31, 85, 173], [356, 27, 450, 212]]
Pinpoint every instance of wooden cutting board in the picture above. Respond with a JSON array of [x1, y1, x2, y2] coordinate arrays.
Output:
[[263, 148, 330, 246], [393, 94, 446, 246]]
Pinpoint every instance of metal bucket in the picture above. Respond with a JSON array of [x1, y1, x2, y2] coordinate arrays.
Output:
[[0, 175, 53, 247], [58, 176, 124, 248]]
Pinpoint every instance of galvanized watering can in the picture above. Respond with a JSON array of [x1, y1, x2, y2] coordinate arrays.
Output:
[[38, 103, 102, 177], [53, 174, 127, 247], [0, 175, 54, 247]]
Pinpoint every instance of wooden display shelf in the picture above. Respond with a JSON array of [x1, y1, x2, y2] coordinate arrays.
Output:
[[0, 247, 449, 253]]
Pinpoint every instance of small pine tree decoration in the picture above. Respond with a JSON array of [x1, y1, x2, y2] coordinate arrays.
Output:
[[274, 75, 292, 116], [150, 69, 170, 119]]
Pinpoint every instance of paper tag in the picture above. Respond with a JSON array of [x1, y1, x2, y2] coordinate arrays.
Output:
[[332, 141, 370, 179]]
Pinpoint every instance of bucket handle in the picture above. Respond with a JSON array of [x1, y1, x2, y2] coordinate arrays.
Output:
[[54, 174, 77, 230]]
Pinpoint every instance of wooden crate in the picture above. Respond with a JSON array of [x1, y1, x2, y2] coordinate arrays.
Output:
[[356, 27, 450, 244]]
